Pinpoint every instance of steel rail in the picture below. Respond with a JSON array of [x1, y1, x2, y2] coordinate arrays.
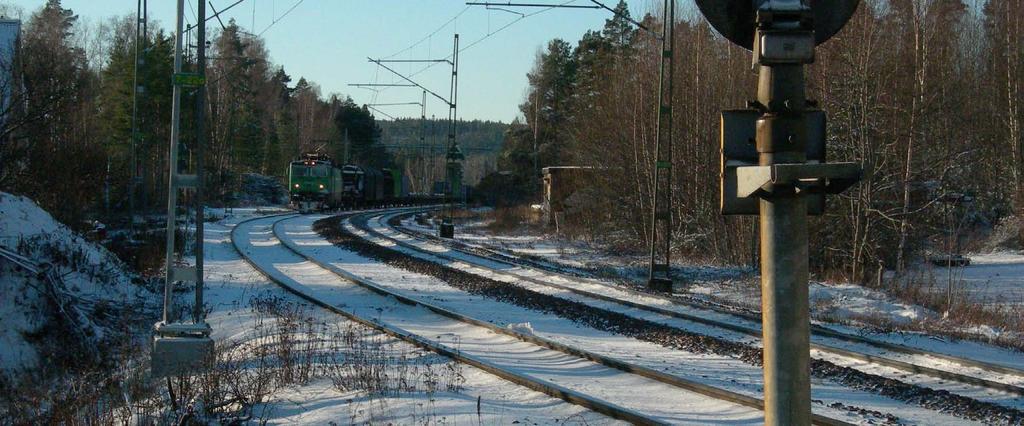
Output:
[[277, 213, 853, 425], [267, 213, 852, 426], [365, 209, 1024, 396], [229, 212, 665, 425]]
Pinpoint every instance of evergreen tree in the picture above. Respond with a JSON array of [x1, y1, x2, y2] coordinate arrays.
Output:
[[333, 97, 391, 169], [601, 0, 635, 49]]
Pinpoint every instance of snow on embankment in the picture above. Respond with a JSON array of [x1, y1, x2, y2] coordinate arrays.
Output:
[[0, 192, 153, 375]]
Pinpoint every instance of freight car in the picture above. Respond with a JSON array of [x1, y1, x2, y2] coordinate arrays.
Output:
[[287, 153, 430, 212]]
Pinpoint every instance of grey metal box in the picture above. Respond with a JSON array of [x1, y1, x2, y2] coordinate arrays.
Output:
[[720, 109, 826, 216], [151, 336, 215, 378]]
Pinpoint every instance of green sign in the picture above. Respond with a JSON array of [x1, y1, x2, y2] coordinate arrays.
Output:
[[173, 73, 206, 87]]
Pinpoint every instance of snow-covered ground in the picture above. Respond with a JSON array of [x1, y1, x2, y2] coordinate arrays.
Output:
[[237, 214, 769, 424], [314, 213, 1021, 424], [0, 192, 155, 374], [407, 214, 927, 320], [926, 252, 1024, 306], [408, 212, 1023, 344], [202, 210, 618, 424], [382, 211, 1024, 409], [370, 215, 1024, 376]]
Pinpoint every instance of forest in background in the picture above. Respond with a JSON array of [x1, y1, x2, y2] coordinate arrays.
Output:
[[378, 118, 506, 193], [1, 0, 1022, 286], [0, 0, 505, 227], [489, 0, 1024, 284]]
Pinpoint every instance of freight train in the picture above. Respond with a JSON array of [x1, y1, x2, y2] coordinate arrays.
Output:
[[287, 153, 438, 212]]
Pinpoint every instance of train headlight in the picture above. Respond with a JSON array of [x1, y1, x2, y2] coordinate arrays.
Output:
[[319, 183, 325, 189], [294, 184, 299, 188]]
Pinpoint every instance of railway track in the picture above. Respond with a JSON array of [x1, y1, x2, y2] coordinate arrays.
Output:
[[230, 212, 855, 425], [363, 208, 1024, 397], [387, 209, 1024, 379], [324, 209, 1024, 422]]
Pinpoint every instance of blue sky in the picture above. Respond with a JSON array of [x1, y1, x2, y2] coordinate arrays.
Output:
[[4, 0, 684, 122]]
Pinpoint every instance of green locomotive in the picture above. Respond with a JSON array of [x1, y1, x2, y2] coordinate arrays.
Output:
[[288, 153, 344, 212], [288, 153, 419, 212]]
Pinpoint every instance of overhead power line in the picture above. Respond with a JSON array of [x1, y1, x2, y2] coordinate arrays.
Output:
[[367, 102, 424, 107], [368, 58, 453, 107], [376, 59, 454, 65], [374, 0, 580, 96], [349, 83, 417, 88], [468, 0, 658, 38], [466, 2, 598, 9], [207, 0, 247, 30], [257, 0, 305, 36], [383, 5, 472, 59], [486, 6, 525, 16], [587, 0, 657, 37], [357, 0, 578, 103], [366, 105, 397, 120]]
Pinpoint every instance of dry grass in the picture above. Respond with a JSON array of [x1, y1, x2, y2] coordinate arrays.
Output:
[[869, 272, 1024, 351], [0, 294, 466, 424], [483, 205, 542, 233]]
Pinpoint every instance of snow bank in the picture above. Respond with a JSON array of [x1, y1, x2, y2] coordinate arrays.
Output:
[[506, 322, 534, 335], [809, 282, 932, 325], [0, 192, 152, 374]]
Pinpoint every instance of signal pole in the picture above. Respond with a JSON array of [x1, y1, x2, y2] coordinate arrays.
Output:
[[647, 0, 675, 292], [129, 0, 147, 234], [697, 1, 861, 423]]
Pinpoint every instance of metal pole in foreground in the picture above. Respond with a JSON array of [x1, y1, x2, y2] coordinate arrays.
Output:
[[695, 1, 861, 423], [161, 0, 185, 325], [192, 0, 206, 324], [757, 64, 810, 425], [151, 0, 213, 379]]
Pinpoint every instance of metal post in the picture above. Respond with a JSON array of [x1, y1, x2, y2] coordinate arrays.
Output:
[[758, 61, 811, 426], [162, 0, 185, 324], [151, 0, 213, 379], [129, 0, 144, 235], [421, 90, 427, 193], [431, 115, 437, 192], [192, 0, 206, 324], [695, 1, 861, 423], [647, 0, 674, 292], [440, 34, 460, 238]]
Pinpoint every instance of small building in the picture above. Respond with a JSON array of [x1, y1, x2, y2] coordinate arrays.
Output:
[[542, 166, 597, 229]]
